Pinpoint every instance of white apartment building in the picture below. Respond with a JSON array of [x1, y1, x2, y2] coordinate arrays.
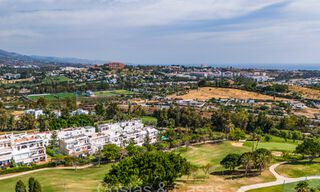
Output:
[[0, 120, 159, 162], [24, 109, 44, 119], [57, 126, 95, 139], [58, 126, 109, 157], [70, 109, 89, 116], [0, 135, 13, 166], [59, 133, 109, 157], [0, 134, 47, 166], [98, 120, 159, 147]]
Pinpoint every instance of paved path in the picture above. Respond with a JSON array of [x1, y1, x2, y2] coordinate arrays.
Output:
[[0, 164, 93, 181], [237, 162, 320, 192]]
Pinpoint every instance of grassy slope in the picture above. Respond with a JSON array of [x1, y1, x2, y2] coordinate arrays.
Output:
[[178, 142, 251, 168], [28, 92, 75, 101], [249, 180, 320, 192], [244, 136, 299, 152], [140, 116, 157, 125], [42, 76, 73, 84], [0, 165, 110, 192], [176, 142, 276, 192], [94, 90, 137, 97], [276, 158, 320, 178]]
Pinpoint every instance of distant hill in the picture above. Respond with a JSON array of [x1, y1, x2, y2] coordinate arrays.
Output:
[[0, 49, 104, 66]]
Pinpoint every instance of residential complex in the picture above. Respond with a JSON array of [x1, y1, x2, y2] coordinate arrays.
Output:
[[0, 120, 159, 166], [0, 133, 47, 166], [98, 120, 158, 147]]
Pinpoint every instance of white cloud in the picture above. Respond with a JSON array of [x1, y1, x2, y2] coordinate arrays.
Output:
[[0, 0, 288, 27], [0, 0, 320, 65]]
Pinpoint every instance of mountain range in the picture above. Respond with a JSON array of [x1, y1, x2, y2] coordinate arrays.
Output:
[[0, 49, 105, 66]]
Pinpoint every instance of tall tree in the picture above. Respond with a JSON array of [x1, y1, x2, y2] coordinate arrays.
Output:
[[28, 177, 35, 192], [240, 152, 254, 175], [15, 180, 26, 192], [220, 153, 241, 171], [33, 180, 42, 192], [104, 151, 190, 190]]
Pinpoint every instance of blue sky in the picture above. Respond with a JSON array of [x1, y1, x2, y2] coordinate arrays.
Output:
[[0, 0, 320, 66]]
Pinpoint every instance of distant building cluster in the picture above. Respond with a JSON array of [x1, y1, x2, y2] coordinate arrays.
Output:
[[104, 62, 126, 70], [0, 120, 158, 166]]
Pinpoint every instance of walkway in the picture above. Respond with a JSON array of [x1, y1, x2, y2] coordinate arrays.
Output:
[[237, 162, 320, 192], [0, 164, 93, 181]]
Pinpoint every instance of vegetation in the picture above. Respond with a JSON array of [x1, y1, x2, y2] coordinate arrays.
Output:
[[0, 165, 111, 192], [276, 158, 320, 178], [295, 139, 320, 162], [94, 89, 137, 97], [27, 93, 75, 101], [42, 76, 74, 84], [104, 151, 191, 191], [15, 180, 26, 192], [249, 180, 320, 192]]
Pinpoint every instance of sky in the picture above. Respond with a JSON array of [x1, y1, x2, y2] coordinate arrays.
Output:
[[0, 0, 320, 67]]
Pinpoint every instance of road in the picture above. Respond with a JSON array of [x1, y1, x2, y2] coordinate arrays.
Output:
[[237, 162, 320, 192]]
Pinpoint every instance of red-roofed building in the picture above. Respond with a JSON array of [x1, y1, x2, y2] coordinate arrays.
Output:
[[104, 62, 125, 70]]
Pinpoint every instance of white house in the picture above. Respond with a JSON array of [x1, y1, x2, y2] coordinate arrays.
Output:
[[24, 109, 44, 119], [70, 109, 89, 116]]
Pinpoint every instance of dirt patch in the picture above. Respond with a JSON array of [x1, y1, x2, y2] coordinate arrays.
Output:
[[231, 142, 244, 147], [168, 87, 289, 101], [293, 107, 320, 119], [175, 169, 275, 192], [272, 151, 283, 157]]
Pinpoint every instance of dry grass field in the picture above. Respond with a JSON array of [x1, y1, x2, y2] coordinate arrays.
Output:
[[293, 107, 320, 119], [168, 87, 288, 101], [0, 77, 34, 84], [289, 86, 320, 100]]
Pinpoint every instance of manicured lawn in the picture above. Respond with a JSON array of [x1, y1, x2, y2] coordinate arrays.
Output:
[[177, 141, 251, 168], [175, 142, 276, 191], [94, 90, 137, 97], [276, 158, 320, 178], [27, 92, 75, 101], [42, 75, 74, 84], [140, 116, 157, 125], [244, 136, 299, 152], [249, 180, 320, 192], [0, 165, 110, 192]]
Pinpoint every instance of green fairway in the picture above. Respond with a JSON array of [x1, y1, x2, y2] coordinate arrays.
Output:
[[140, 116, 157, 125], [94, 90, 137, 97], [27, 92, 75, 101], [244, 136, 299, 152], [42, 76, 74, 84], [249, 180, 320, 192], [0, 165, 110, 192], [276, 158, 320, 178], [177, 141, 251, 168]]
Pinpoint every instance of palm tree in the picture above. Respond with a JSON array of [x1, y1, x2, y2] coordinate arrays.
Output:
[[240, 152, 254, 176], [253, 148, 272, 172], [295, 181, 310, 192]]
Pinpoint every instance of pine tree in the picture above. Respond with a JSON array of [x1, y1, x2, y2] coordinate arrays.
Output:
[[15, 180, 26, 192], [28, 177, 35, 192], [33, 180, 42, 192]]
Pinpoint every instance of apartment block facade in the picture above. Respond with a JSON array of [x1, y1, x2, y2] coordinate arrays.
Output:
[[0, 134, 47, 166], [0, 120, 159, 164]]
